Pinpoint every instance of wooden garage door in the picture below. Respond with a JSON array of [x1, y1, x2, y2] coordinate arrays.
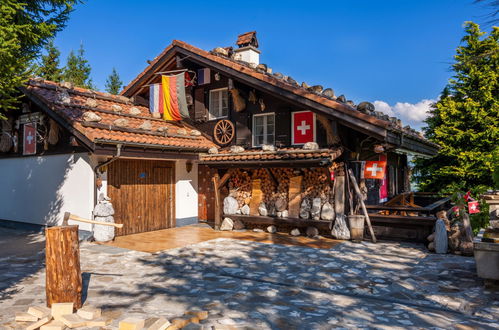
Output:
[[108, 159, 174, 236]]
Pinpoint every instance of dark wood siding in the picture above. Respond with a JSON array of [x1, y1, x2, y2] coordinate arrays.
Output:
[[108, 159, 174, 236]]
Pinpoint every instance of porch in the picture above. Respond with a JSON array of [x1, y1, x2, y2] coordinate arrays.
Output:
[[100, 224, 341, 253]]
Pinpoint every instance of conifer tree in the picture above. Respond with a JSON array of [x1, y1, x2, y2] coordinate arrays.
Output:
[[105, 68, 123, 95], [0, 0, 77, 117], [35, 39, 63, 82], [62, 43, 94, 89], [414, 22, 499, 193]]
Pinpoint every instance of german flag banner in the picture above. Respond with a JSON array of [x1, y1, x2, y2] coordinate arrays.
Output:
[[161, 74, 189, 121], [149, 74, 189, 121]]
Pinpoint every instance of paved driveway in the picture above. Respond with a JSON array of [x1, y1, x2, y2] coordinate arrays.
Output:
[[0, 230, 498, 329]]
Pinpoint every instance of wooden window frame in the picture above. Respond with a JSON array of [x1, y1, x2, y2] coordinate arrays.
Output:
[[208, 87, 229, 120], [252, 112, 275, 147]]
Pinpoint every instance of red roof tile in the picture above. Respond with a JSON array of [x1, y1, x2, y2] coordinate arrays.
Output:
[[24, 79, 216, 151], [200, 147, 342, 163]]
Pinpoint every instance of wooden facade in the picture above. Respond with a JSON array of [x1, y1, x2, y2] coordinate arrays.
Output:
[[108, 159, 175, 236]]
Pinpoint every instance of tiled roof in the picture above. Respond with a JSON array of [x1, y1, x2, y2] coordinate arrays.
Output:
[[200, 147, 342, 163], [24, 79, 216, 151], [121, 40, 435, 148], [236, 31, 258, 47]]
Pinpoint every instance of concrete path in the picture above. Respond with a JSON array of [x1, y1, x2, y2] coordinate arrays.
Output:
[[0, 229, 498, 329]]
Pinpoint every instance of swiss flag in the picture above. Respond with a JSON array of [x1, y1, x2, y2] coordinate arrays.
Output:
[[292, 111, 315, 144], [362, 161, 387, 179], [23, 123, 36, 155], [468, 201, 480, 214]]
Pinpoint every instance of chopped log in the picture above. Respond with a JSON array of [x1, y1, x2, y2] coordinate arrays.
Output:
[[26, 316, 51, 330], [213, 174, 221, 230], [348, 169, 377, 243], [288, 176, 303, 218], [45, 226, 82, 309], [15, 312, 38, 322]]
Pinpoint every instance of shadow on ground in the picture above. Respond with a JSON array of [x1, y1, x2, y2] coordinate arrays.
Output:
[[86, 238, 498, 329]]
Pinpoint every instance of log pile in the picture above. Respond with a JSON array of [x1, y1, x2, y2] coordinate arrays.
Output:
[[270, 168, 295, 206], [228, 169, 252, 208], [301, 168, 332, 202], [223, 164, 342, 222], [252, 168, 277, 206]]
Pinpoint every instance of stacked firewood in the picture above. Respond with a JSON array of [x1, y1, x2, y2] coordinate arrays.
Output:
[[228, 169, 252, 207], [270, 168, 294, 205], [301, 168, 333, 201], [252, 168, 277, 205]]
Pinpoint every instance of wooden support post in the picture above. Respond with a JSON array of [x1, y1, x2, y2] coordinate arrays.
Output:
[[249, 179, 263, 215], [45, 225, 82, 309], [348, 169, 377, 243], [288, 176, 303, 218], [334, 175, 345, 217], [212, 174, 221, 230]]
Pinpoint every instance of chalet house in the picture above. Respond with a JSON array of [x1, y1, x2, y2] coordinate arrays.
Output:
[[0, 32, 439, 238]]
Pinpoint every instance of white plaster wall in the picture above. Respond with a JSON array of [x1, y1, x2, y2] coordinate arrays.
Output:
[[175, 160, 198, 226], [0, 153, 94, 231]]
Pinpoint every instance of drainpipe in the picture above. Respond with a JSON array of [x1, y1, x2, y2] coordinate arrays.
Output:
[[93, 144, 122, 206]]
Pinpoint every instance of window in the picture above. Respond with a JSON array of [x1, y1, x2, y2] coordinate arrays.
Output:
[[253, 113, 275, 146], [209, 88, 229, 119]]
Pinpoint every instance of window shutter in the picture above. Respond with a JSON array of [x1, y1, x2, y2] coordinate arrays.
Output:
[[194, 88, 207, 122]]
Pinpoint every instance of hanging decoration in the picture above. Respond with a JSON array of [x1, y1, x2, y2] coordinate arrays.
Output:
[[361, 160, 387, 180], [378, 154, 388, 202], [249, 90, 257, 104], [23, 122, 37, 155], [149, 73, 190, 121], [197, 68, 211, 85], [468, 201, 480, 214], [229, 89, 246, 112]]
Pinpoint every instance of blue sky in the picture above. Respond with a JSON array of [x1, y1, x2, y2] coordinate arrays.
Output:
[[53, 0, 494, 129]]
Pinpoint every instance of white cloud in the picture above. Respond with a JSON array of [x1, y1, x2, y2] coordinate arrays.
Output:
[[373, 99, 435, 130]]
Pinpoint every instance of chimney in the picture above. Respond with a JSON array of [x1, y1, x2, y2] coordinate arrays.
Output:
[[233, 31, 260, 67]]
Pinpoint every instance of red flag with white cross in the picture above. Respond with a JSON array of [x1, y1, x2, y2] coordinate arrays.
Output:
[[292, 111, 315, 144], [362, 161, 387, 179], [23, 123, 37, 155], [468, 201, 480, 214]]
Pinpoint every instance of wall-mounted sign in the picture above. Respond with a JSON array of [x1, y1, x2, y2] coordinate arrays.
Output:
[[292, 111, 316, 145], [19, 112, 43, 125], [23, 123, 37, 155]]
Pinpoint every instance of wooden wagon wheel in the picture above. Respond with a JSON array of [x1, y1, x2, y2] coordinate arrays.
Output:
[[213, 119, 235, 145]]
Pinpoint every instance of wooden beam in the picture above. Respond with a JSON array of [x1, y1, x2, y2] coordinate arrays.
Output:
[[348, 168, 377, 243], [212, 173, 221, 230], [217, 169, 234, 190]]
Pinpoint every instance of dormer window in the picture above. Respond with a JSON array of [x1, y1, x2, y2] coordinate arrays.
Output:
[[253, 113, 275, 146], [209, 88, 228, 119]]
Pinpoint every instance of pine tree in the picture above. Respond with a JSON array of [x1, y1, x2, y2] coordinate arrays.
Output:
[[105, 68, 123, 95], [35, 39, 63, 82], [0, 0, 77, 118], [62, 43, 94, 89], [414, 22, 499, 194]]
